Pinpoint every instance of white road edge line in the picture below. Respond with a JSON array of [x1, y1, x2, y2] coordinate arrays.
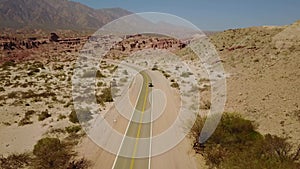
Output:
[[149, 71, 153, 169], [111, 72, 144, 169]]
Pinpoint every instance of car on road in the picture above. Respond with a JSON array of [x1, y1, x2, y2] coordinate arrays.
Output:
[[148, 82, 154, 87]]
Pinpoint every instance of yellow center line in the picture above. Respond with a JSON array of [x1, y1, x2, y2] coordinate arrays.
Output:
[[129, 74, 149, 169]]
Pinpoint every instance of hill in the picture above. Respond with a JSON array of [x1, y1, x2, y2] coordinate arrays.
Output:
[[209, 20, 300, 145], [0, 0, 131, 30]]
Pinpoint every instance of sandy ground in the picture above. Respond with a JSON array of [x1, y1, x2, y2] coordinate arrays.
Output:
[[0, 122, 46, 155]]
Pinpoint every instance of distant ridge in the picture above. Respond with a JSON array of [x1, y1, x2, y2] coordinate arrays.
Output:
[[0, 0, 131, 30]]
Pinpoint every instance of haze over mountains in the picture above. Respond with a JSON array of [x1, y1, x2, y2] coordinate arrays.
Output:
[[0, 0, 131, 30]]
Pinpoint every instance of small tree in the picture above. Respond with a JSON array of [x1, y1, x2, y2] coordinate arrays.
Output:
[[192, 113, 300, 169], [33, 138, 71, 169], [69, 110, 79, 123]]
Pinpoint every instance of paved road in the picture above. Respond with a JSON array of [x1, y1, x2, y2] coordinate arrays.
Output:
[[77, 65, 203, 169], [112, 71, 152, 169]]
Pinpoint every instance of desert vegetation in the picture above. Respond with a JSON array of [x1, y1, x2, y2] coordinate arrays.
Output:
[[33, 137, 72, 168], [0, 32, 120, 168], [0, 137, 90, 169], [170, 82, 180, 89], [18, 110, 35, 126], [191, 113, 300, 169], [69, 109, 80, 124], [0, 10, 299, 168], [38, 110, 51, 121], [65, 125, 82, 134], [0, 153, 31, 169]]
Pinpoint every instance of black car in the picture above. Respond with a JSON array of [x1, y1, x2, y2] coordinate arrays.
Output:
[[148, 83, 154, 87]]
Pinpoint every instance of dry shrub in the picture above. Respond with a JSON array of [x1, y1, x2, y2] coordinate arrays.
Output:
[[33, 137, 71, 169], [191, 113, 300, 169], [69, 109, 79, 123], [32, 137, 91, 169], [38, 110, 51, 121], [0, 153, 31, 169], [67, 158, 90, 169]]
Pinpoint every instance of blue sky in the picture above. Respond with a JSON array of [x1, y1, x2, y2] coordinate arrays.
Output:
[[72, 0, 300, 30]]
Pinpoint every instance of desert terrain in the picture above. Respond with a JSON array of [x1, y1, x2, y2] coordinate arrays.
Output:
[[0, 12, 299, 169]]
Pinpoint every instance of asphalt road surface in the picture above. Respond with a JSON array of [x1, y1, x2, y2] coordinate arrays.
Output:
[[112, 71, 152, 169]]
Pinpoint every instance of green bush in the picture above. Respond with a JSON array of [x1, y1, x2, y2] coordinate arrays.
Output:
[[221, 135, 300, 169], [97, 81, 105, 87], [31, 137, 90, 169], [191, 113, 300, 169], [171, 82, 179, 89], [96, 70, 106, 78], [205, 113, 261, 147], [65, 125, 82, 134], [163, 72, 171, 79], [33, 138, 71, 169], [96, 95, 105, 106], [96, 87, 116, 106], [69, 110, 79, 123], [100, 87, 113, 102]]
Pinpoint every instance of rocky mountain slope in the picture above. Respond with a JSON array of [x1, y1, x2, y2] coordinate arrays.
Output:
[[209, 20, 300, 145], [0, 0, 131, 30]]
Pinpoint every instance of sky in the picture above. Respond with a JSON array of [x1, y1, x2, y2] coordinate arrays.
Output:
[[72, 0, 300, 31]]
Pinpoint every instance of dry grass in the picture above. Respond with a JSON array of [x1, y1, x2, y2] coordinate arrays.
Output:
[[65, 125, 81, 134], [0, 153, 31, 169], [18, 110, 36, 126], [38, 110, 51, 121]]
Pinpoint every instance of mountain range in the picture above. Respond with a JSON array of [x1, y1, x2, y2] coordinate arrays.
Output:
[[0, 0, 131, 30]]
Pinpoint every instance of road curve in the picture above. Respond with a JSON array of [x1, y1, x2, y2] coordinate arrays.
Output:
[[75, 66, 206, 169], [112, 71, 152, 169]]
